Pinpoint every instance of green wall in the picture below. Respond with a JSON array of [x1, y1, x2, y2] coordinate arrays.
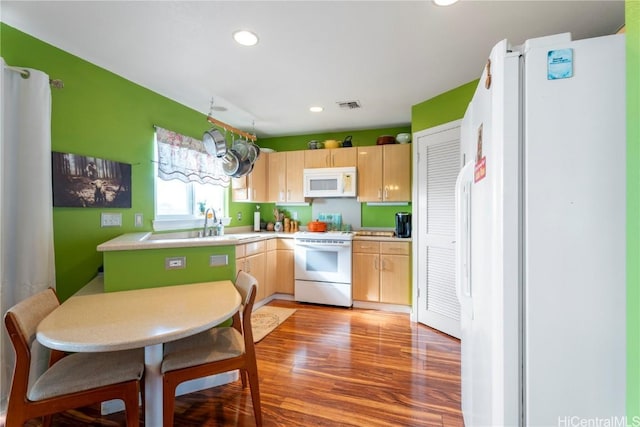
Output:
[[103, 245, 236, 292], [411, 80, 478, 132], [0, 24, 257, 300], [627, 0, 640, 419]]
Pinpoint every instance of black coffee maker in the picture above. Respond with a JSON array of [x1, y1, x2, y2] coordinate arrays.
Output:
[[395, 212, 412, 238]]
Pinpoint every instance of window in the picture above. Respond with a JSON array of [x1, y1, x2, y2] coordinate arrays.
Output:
[[153, 127, 230, 231], [156, 178, 226, 218]]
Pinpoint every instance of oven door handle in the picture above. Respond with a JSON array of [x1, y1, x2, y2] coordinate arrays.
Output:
[[295, 242, 350, 248]]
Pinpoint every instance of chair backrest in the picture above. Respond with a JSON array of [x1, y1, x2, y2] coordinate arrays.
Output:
[[4, 288, 60, 403], [234, 270, 257, 344], [235, 270, 258, 308]]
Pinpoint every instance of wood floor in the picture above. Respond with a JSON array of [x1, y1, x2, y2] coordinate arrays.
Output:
[[24, 300, 463, 427]]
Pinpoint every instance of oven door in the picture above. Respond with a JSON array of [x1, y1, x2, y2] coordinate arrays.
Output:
[[294, 241, 352, 284]]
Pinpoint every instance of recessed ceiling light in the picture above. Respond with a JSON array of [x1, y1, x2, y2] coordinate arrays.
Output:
[[309, 106, 324, 113], [433, 0, 459, 5], [233, 30, 259, 46]]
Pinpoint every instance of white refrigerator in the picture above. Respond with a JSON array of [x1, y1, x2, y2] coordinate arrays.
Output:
[[455, 33, 626, 426]]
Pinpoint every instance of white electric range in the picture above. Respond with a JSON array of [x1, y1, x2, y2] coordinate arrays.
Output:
[[293, 231, 353, 307]]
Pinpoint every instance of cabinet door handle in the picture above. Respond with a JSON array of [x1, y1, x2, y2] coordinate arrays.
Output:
[[287, 189, 291, 201], [381, 258, 386, 271], [279, 191, 285, 202], [374, 258, 379, 270], [377, 189, 382, 200], [384, 187, 389, 199]]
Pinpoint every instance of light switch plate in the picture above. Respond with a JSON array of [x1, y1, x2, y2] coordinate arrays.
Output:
[[209, 255, 229, 267], [134, 213, 143, 227], [101, 212, 122, 227]]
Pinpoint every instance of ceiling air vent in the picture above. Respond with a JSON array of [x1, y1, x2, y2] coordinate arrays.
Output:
[[337, 100, 362, 110]]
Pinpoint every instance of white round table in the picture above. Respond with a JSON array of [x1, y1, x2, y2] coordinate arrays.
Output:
[[37, 280, 241, 426]]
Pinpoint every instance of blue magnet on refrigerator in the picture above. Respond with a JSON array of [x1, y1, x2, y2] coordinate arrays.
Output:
[[547, 48, 573, 79]]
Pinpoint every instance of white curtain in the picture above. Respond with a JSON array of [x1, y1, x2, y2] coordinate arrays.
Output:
[[0, 58, 56, 415], [156, 126, 230, 187]]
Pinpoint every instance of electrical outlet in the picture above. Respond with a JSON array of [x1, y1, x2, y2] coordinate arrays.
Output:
[[101, 212, 122, 227], [292, 211, 298, 220], [134, 213, 143, 227], [165, 256, 186, 270], [237, 212, 242, 221]]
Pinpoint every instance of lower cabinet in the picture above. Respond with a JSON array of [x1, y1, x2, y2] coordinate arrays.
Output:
[[236, 240, 267, 302], [352, 240, 411, 305], [266, 238, 295, 295]]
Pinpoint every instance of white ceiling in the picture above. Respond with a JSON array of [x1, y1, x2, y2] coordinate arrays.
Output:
[[2, 1, 624, 138]]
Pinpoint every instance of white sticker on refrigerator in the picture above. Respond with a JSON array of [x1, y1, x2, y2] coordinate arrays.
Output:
[[547, 48, 573, 80]]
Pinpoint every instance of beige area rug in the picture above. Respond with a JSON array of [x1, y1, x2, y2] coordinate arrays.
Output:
[[251, 305, 296, 343]]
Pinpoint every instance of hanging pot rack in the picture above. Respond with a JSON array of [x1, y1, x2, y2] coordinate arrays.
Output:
[[206, 116, 256, 142]]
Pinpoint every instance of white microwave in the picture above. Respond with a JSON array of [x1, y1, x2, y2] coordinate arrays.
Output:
[[303, 167, 357, 198]]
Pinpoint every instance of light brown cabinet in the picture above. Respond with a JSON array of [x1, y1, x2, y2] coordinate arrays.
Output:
[[236, 240, 267, 302], [266, 238, 295, 295], [352, 240, 411, 305], [268, 151, 305, 203], [357, 144, 411, 202], [304, 147, 357, 168], [232, 154, 269, 202]]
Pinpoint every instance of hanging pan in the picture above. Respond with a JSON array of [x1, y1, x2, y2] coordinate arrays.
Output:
[[203, 128, 228, 157]]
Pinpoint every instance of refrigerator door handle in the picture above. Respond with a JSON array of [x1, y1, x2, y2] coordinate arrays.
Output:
[[455, 162, 475, 318]]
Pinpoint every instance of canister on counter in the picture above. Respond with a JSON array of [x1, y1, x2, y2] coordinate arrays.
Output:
[[284, 218, 290, 232]]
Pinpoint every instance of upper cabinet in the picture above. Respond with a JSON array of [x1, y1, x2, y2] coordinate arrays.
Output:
[[357, 144, 411, 202], [286, 151, 305, 202], [268, 151, 305, 203], [304, 147, 357, 168], [232, 144, 410, 203], [232, 153, 269, 202]]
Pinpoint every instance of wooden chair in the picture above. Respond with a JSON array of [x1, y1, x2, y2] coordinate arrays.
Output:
[[161, 271, 262, 426], [4, 288, 144, 427]]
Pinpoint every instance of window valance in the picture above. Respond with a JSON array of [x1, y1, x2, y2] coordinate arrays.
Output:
[[155, 126, 230, 187]]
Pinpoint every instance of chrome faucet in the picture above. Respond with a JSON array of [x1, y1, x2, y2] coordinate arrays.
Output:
[[202, 208, 218, 237]]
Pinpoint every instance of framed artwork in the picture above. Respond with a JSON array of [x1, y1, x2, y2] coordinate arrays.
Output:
[[52, 151, 132, 208]]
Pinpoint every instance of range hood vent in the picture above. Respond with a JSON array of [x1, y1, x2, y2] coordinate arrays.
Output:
[[337, 100, 362, 110]]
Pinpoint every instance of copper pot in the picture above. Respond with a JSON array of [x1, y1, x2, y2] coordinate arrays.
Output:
[[376, 135, 396, 145], [307, 220, 327, 232]]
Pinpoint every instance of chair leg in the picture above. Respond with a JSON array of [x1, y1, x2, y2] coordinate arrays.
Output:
[[124, 382, 141, 427], [240, 368, 247, 388], [245, 363, 262, 426], [163, 377, 177, 427], [4, 410, 27, 427]]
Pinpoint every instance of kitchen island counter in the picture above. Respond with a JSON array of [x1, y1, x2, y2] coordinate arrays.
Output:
[[97, 230, 294, 252]]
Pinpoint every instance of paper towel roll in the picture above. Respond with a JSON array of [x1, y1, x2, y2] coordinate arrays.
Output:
[[254, 212, 261, 231]]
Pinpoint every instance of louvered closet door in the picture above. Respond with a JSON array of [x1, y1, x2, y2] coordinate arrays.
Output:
[[415, 123, 461, 338]]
